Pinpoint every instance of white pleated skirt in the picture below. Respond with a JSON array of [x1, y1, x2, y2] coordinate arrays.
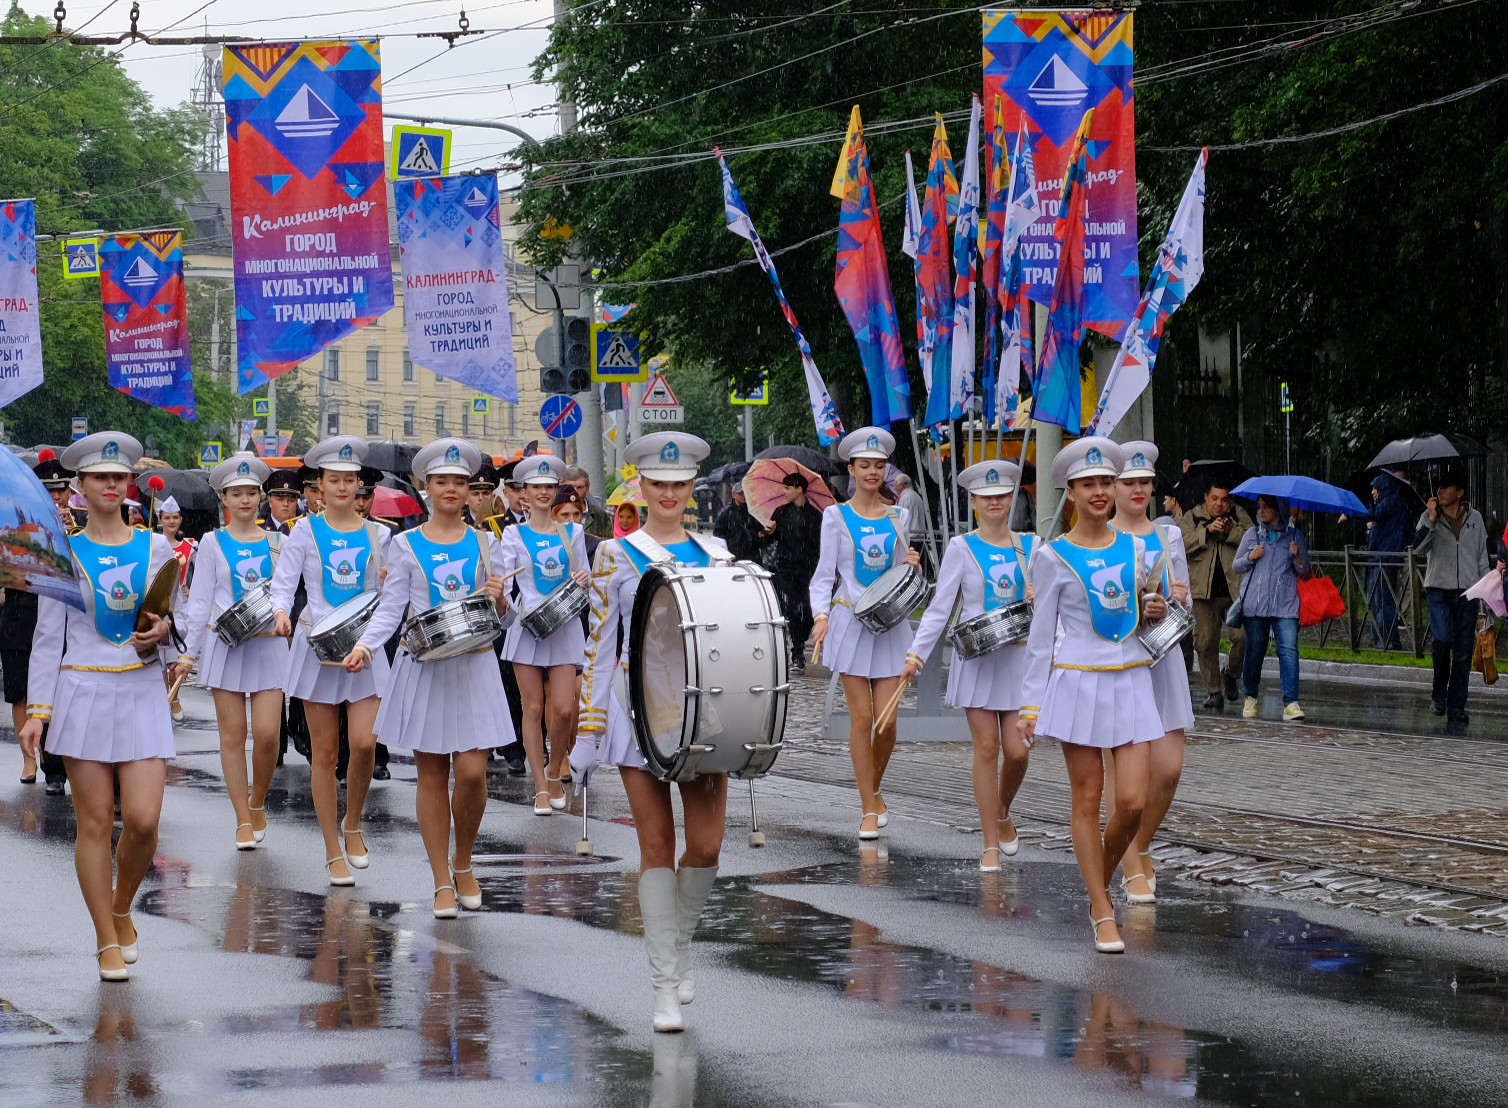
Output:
[[946, 643, 1027, 711], [824, 604, 912, 680], [599, 667, 648, 770], [1149, 650, 1196, 732], [283, 626, 390, 704], [375, 647, 516, 754], [47, 664, 176, 763], [501, 615, 585, 669], [1035, 664, 1164, 748], [198, 633, 289, 695]]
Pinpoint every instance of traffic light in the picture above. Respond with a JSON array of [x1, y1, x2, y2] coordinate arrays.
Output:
[[540, 366, 568, 394], [565, 317, 591, 392]]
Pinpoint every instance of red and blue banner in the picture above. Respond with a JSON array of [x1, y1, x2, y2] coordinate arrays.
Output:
[[224, 41, 394, 394], [1033, 113, 1093, 434], [983, 10, 1137, 340], [99, 231, 195, 419]]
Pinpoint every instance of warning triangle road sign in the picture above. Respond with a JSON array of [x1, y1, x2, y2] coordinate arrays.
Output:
[[642, 374, 679, 406]]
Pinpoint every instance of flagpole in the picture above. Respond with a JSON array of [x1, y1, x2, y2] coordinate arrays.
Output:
[[908, 416, 940, 569]]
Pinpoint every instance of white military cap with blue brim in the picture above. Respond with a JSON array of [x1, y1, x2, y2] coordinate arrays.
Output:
[[839, 426, 895, 461], [1118, 441, 1159, 480], [304, 435, 368, 472], [625, 431, 708, 482], [959, 459, 1020, 496], [414, 438, 481, 479], [515, 454, 564, 485], [210, 453, 270, 490], [1049, 437, 1125, 489], [61, 431, 142, 475]]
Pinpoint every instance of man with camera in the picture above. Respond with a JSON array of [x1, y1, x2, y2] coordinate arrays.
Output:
[[1180, 483, 1254, 710]]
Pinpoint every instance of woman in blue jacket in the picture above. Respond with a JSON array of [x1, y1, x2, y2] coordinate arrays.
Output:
[[1232, 496, 1311, 721]]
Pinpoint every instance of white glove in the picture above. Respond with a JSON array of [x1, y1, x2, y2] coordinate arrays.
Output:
[[569, 733, 601, 794]]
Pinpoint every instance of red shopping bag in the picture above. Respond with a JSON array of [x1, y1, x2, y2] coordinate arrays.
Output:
[[1297, 569, 1345, 627]]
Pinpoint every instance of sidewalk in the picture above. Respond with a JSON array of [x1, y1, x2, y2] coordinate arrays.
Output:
[[1220, 653, 1508, 693]]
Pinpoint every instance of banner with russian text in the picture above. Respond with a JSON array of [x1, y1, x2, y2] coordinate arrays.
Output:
[[983, 10, 1137, 340], [99, 231, 195, 419], [0, 199, 43, 408], [394, 173, 517, 401], [224, 40, 394, 394]]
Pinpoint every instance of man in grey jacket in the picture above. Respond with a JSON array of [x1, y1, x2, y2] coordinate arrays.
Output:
[[1414, 471, 1489, 724]]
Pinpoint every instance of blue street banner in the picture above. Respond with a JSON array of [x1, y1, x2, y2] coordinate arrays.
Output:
[[0, 200, 43, 408], [224, 41, 396, 393], [394, 172, 518, 401], [99, 231, 196, 419]]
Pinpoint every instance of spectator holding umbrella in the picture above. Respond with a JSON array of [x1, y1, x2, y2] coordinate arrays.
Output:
[[765, 472, 824, 672], [1415, 469, 1488, 723], [712, 472, 764, 562], [1232, 495, 1312, 721], [1365, 472, 1410, 649]]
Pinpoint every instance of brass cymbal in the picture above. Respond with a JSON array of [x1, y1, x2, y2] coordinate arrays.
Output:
[[136, 560, 180, 631]]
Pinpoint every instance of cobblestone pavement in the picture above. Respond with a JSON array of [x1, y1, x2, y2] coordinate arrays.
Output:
[[782, 670, 1508, 937]]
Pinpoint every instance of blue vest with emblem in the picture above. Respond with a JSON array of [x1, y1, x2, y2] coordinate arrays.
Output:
[[307, 514, 373, 607], [621, 536, 712, 576], [214, 530, 273, 604], [962, 532, 1034, 611], [840, 504, 898, 589], [1134, 526, 1171, 596], [72, 531, 152, 645], [1050, 533, 1141, 643], [518, 523, 573, 596], [406, 528, 482, 608]]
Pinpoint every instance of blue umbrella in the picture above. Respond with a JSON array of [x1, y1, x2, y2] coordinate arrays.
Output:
[[1231, 474, 1368, 517]]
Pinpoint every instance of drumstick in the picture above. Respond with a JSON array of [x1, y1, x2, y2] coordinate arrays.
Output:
[[166, 670, 188, 703], [810, 638, 823, 668], [874, 676, 911, 735]]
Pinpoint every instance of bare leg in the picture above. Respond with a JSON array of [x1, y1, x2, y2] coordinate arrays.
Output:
[[544, 664, 576, 803], [514, 665, 550, 799], [301, 702, 350, 882], [64, 759, 126, 970], [112, 759, 167, 919], [247, 690, 282, 833], [869, 673, 903, 807], [966, 708, 1002, 854], [341, 696, 379, 847], [14, 702, 36, 778], [213, 689, 255, 846], [1061, 743, 1119, 947], [414, 751, 457, 913], [1124, 730, 1185, 885], [450, 749, 489, 903], [1103, 742, 1149, 882], [996, 709, 1027, 839], [620, 768, 729, 870], [841, 675, 880, 834]]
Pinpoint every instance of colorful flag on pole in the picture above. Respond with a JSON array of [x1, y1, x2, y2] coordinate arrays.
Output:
[[600, 303, 634, 323], [983, 10, 1139, 340], [0, 199, 43, 408], [238, 418, 258, 450], [719, 149, 843, 446], [831, 107, 911, 427], [980, 97, 1008, 426], [224, 41, 395, 394], [395, 173, 517, 401], [995, 119, 1041, 432], [99, 230, 195, 419], [1033, 110, 1093, 434], [1088, 149, 1207, 435], [917, 115, 957, 428], [948, 95, 983, 422]]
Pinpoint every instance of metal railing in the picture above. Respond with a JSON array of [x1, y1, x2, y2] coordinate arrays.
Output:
[[1309, 548, 1429, 656]]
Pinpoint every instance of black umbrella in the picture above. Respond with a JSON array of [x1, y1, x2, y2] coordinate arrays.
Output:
[[756, 444, 843, 475], [1367, 433, 1486, 470], [1182, 459, 1257, 493], [364, 439, 420, 474], [136, 468, 217, 513], [1344, 467, 1426, 520]]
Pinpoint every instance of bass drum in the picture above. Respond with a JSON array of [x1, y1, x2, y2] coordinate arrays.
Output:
[[628, 561, 789, 782]]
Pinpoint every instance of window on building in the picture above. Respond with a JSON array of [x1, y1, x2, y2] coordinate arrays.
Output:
[[402, 349, 414, 382], [403, 402, 416, 437], [366, 402, 381, 436], [461, 410, 470, 438], [326, 404, 340, 435], [434, 370, 448, 387], [366, 349, 380, 382], [434, 402, 446, 435], [326, 348, 340, 382]]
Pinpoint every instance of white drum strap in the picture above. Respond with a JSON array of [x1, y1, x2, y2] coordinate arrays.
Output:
[[687, 532, 733, 565], [475, 531, 493, 586], [623, 528, 676, 566]]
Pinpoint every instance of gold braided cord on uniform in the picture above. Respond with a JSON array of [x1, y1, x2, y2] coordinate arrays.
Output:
[[577, 539, 619, 734]]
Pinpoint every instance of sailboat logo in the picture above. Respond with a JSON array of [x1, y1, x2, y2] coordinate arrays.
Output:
[[461, 186, 491, 211], [1027, 55, 1088, 107], [275, 85, 341, 138], [121, 257, 157, 288]]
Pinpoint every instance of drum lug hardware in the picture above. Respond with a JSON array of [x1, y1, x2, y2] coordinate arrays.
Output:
[[747, 683, 791, 694], [736, 741, 783, 779], [679, 620, 719, 631], [674, 743, 716, 781], [745, 618, 788, 629], [684, 682, 727, 695]]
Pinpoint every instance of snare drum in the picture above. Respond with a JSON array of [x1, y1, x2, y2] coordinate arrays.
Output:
[[628, 562, 788, 782], [1136, 596, 1196, 662], [949, 600, 1033, 660], [852, 563, 933, 633], [519, 578, 590, 640], [212, 581, 275, 647], [402, 594, 503, 662], [308, 591, 381, 663]]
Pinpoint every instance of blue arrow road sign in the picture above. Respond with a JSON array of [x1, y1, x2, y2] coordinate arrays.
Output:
[[539, 395, 582, 439]]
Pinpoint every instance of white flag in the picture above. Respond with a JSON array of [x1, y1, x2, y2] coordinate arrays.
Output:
[[948, 96, 982, 419], [995, 120, 1040, 432]]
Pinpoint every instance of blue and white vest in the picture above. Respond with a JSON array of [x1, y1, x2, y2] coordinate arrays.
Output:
[[406, 528, 483, 608], [1050, 532, 1141, 643], [307, 515, 375, 608], [71, 530, 152, 646], [962, 532, 1035, 611]]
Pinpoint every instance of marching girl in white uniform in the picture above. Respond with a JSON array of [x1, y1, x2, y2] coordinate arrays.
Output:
[[19, 433, 176, 981], [903, 460, 1035, 871], [1018, 438, 1167, 954], [1107, 442, 1194, 904], [571, 431, 732, 1034], [345, 440, 514, 919], [808, 426, 921, 839], [269, 435, 392, 887], [170, 454, 289, 850], [495, 455, 589, 816]]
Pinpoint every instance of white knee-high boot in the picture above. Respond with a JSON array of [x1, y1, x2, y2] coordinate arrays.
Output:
[[673, 865, 719, 1005], [639, 867, 684, 1032]]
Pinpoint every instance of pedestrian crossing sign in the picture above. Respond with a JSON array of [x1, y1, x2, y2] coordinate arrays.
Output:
[[199, 442, 222, 468], [390, 125, 452, 180], [730, 370, 770, 406], [62, 237, 99, 280], [253, 398, 271, 416], [471, 396, 489, 414], [1280, 381, 1294, 413], [591, 324, 647, 382]]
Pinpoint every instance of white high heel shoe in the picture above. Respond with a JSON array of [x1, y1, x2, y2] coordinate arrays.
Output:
[[451, 865, 482, 911], [858, 813, 880, 841], [545, 774, 567, 811], [979, 846, 1002, 873], [1120, 872, 1156, 904], [874, 793, 889, 829], [235, 823, 257, 851], [112, 911, 138, 965], [325, 856, 355, 887], [1090, 913, 1125, 954], [343, 826, 369, 869], [433, 886, 459, 920], [998, 816, 1020, 856], [248, 803, 267, 843], [97, 944, 129, 982], [533, 791, 553, 816]]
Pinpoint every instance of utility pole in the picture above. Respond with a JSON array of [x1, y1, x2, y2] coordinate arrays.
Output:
[[743, 407, 754, 462]]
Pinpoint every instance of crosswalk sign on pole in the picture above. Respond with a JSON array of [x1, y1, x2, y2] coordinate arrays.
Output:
[[253, 398, 271, 417], [590, 324, 647, 382], [62, 237, 99, 280], [390, 125, 453, 180], [471, 396, 489, 415], [199, 442, 222, 468], [730, 370, 770, 406]]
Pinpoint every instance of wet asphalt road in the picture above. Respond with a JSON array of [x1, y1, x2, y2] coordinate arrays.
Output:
[[2, 683, 1507, 1107]]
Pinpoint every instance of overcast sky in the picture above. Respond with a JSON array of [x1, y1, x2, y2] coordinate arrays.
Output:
[[17, 0, 562, 184]]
